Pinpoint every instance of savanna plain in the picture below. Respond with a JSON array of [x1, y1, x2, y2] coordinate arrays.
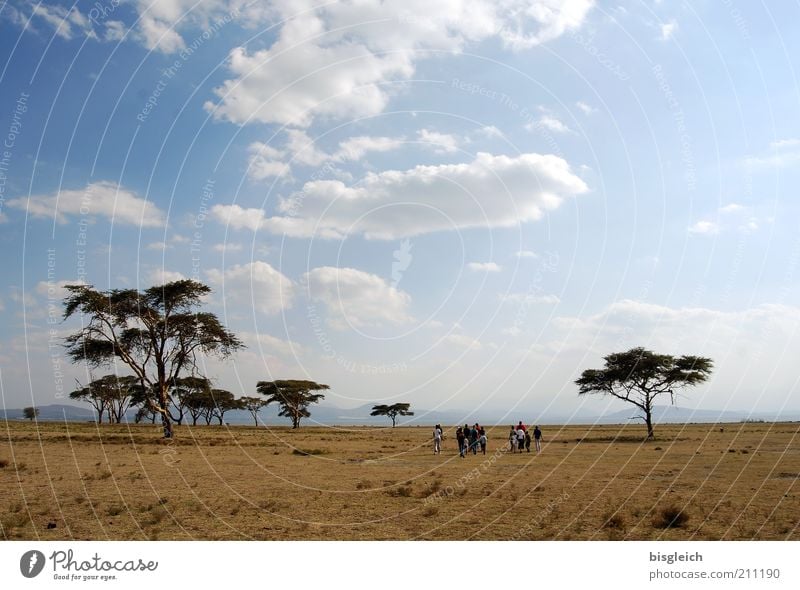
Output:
[[1, 421, 798, 540]]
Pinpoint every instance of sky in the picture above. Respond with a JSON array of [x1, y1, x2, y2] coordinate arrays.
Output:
[[1, 0, 800, 422]]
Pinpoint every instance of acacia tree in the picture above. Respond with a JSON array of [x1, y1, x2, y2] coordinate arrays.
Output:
[[70, 380, 109, 423], [169, 376, 211, 425], [256, 380, 329, 429], [575, 347, 713, 439], [71, 374, 143, 424], [23, 407, 39, 421], [239, 396, 268, 427], [209, 389, 239, 425], [62, 280, 243, 438], [370, 403, 414, 427]]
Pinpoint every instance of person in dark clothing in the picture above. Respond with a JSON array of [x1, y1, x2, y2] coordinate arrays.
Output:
[[469, 424, 479, 454], [456, 427, 466, 457], [524, 429, 531, 452], [479, 427, 487, 455], [533, 425, 543, 453]]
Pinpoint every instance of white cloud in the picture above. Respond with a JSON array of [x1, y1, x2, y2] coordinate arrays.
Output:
[[515, 250, 538, 258], [688, 220, 720, 235], [336, 135, 405, 161], [417, 129, 460, 153], [477, 125, 504, 138], [443, 333, 482, 350], [769, 138, 800, 149], [206, 0, 594, 127], [468, 262, 502, 272], [148, 269, 187, 284], [206, 261, 295, 315], [246, 132, 405, 181], [8, 181, 166, 227], [253, 152, 588, 240], [660, 20, 678, 40], [691, 204, 766, 236], [35, 279, 85, 300], [502, 326, 521, 336], [528, 115, 571, 134], [576, 101, 595, 115], [501, 292, 560, 304], [212, 242, 243, 252], [720, 203, 745, 214], [31, 3, 96, 40], [247, 142, 290, 180], [104, 20, 127, 42], [239, 331, 305, 357], [211, 204, 265, 231], [303, 266, 413, 328], [147, 241, 171, 251]]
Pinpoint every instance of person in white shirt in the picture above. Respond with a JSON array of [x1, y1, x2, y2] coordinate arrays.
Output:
[[433, 424, 442, 454], [516, 427, 525, 453]]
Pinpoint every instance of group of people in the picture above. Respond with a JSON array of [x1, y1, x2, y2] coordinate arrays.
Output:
[[432, 421, 542, 456], [508, 421, 542, 453]]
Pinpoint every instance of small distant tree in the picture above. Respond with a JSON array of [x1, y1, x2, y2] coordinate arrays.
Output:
[[575, 347, 713, 439], [70, 375, 143, 424], [23, 407, 39, 421], [239, 396, 268, 427], [256, 380, 329, 429], [169, 376, 211, 425], [70, 379, 108, 423], [210, 389, 239, 425], [370, 403, 414, 427], [62, 280, 243, 438]]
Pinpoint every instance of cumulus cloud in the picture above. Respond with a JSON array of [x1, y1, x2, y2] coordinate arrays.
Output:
[[7, 181, 166, 227], [690, 204, 765, 236], [515, 250, 538, 258], [246, 151, 587, 240], [576, 101, 595, 115], [443, 333, 482, 349], [660, 20, 678, 40], [530, 115, 571, 134], [206, 0, 594, 127], [417, 129, 460, 153], [147, 269, 187, 284], [211, 204, 266, 231], [468, 262, 502, 272], [303, 266, 413, 328], [688, 220, 720, 235], [206, 261, 295, 315], [30, 3, 96, 40], [246, 131, 407, 180], [501, 292, 560, 304]]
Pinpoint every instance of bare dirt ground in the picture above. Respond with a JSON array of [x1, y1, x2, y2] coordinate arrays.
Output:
[[1, 420, 798, 540]]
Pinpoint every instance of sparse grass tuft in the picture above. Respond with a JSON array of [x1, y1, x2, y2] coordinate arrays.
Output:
[[292, 448, 327, 456], [0, 458, 8, 468], [106, 505, 123, 517], [422, 506, 439, 517], [653, 505, 690, 529]]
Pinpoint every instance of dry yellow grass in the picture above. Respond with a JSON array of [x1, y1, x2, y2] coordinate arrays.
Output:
[[1, 420, 798, 540]]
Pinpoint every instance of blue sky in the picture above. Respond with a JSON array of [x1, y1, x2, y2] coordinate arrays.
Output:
[[1, 1, 800, 421]]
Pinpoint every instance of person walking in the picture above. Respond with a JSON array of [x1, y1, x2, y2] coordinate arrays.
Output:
[[479, 427, 487, 455], [508, 426, 517, 452], [433, 424, 442, 454], [516, 425, 526, 453], [524, 428, 531, 453], [456, 427, 466, 457], [469, 423, 479, 455], [533, 425, 543, 453]]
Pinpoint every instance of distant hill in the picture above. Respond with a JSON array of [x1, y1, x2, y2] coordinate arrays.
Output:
[[2, 403, 797, 426]]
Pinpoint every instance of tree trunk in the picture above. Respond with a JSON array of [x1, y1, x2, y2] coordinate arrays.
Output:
[[645, 410, 654, 440], [391, 415, 396, 427], [158, 385, 173, 438]]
